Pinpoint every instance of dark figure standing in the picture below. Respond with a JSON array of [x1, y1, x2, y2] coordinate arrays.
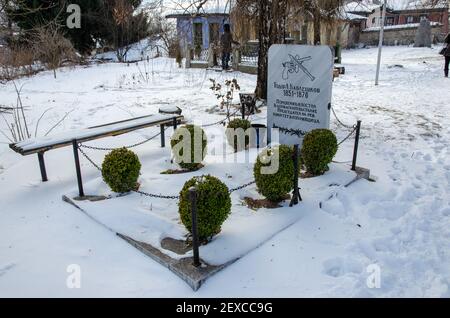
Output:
[[220, 24, 239, 71], [443, 33, 450, 78]]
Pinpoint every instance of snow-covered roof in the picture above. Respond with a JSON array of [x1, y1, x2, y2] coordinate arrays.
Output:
[[338, 9, 369, 21], [162, 0, 231, 17], [363, 20, 442, 31], [345, 0, 448, 14], [390, 0, 448, 11], [344, 1, 381, 14]]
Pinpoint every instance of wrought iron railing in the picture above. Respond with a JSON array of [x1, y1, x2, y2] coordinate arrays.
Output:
[[239, 41, 259, 66]]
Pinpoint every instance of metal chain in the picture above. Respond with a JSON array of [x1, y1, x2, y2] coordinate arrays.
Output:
[[79, 129, 166, 152], [201, 118, 227, 128], [134, 189, 180, 200], [78, 144, 256, 200], [78, 146, 102, 171], [338, 126, 357, 146], [229, 180, 256, 193], [201, 108, 241, 128], [331, 106, 356, 130], [78, 145, 180, 200], [332, 159, 353, 164]]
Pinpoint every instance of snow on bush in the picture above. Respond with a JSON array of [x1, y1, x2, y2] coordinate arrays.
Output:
[[254, 145, 294, 202], [171, 125, 207, 171], [226, 119, 252, 152], [301, 129, 338, 176], [101, 148, 141, 193], [178, 175, 231, 242]]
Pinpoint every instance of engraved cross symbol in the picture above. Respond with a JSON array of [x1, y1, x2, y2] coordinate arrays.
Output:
[[282, 54, 316, 81]]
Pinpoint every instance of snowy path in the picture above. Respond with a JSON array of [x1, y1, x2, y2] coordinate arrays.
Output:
[[0, 46, 449, 297]]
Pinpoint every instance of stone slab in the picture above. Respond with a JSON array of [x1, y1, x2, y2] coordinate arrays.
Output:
[[62, 195, 236, 291]]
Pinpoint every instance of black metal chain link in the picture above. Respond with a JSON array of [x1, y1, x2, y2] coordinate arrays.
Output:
[[331, 106, 356, 130], [78, 143, 256, 200], [79, 129, 166, 152], [338, 126, 357, 146], [79, 109, 240, 152], [134, 189, 180, 200], [201, 108, 241, 128], [78, 145, 180, 199], [229, 180, 256, 193], [78, 146, 102, 171], [77, 106, 358, 198]]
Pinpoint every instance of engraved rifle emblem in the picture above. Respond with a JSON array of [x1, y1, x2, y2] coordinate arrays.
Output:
[[282, 54, 316, 81]]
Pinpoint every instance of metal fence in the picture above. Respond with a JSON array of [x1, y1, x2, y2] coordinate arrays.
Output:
[[239, 41, 259, 67]]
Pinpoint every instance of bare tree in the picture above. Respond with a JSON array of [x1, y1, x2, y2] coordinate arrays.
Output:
[[235, 0, 344, 99], [32, 24, 76, 78]]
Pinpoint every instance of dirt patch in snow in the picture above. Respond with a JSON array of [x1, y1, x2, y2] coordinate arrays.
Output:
[[243, 195, 291, 210]]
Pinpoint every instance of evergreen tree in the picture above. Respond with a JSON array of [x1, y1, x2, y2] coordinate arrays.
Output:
[[6, 0, 149, 55]]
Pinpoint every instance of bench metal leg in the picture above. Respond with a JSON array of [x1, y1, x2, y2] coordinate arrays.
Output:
[[160, 124, 165, 148], [72, 140, 84, 197], [173, 118, 178, 130], [38, 152, 48, 182], [256, 128, 260, 149]]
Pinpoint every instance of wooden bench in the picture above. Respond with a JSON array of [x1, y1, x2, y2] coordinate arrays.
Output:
[[10, 113, 184, 196]]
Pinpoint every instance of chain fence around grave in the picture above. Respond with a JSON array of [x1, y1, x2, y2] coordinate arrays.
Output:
[[77, 105, 361, 200], [330, 106, 361, 164], [78, 146, 256, 200], [77, 109, 256, 200], [78, 108, 241, 152]]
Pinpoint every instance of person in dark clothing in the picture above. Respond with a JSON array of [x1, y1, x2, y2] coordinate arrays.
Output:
[[443, 33, 450, 78], [220, 24, 239, 70]]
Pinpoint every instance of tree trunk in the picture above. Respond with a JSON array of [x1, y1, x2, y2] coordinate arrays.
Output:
[[313, 8, 321, 45], [255, 0, 271, 100], [255, 0, 287, 100]]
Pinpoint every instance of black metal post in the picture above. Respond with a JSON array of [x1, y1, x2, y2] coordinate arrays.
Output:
[[72, 140, 84, 198], [251, 124, 267, 149], [352, 120, 362, 171], [160, 124, 165, 148], [241, 103, 245, 120], [173, 118, 178, 130], [256, 128, 260, 149], [290, 145, 302, 207], [37, 152, 48, 182], [189, 187, 201, 267]]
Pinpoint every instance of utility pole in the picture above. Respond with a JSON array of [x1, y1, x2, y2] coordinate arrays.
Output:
[[375, 0, 387, 86]]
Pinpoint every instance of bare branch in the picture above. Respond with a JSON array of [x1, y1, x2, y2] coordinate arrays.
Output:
[[45, 109, 75, 137]]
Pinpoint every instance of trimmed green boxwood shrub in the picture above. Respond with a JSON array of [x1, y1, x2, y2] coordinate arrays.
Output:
[[171, 125, 207, 171], [253, 145, 294, 202], [226, 119, 252, 152], [102, 148, 141, 193], [178, 175, 232, 241], [301, 129, 338, 176]]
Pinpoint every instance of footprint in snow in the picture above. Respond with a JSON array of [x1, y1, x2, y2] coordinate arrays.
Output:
[[0, 263, 16, 277], [322, 257, 363, 278], [23, 181, 40, 188]]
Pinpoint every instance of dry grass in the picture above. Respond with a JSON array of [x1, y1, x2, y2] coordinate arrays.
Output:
[[0, 44, 37, 81]]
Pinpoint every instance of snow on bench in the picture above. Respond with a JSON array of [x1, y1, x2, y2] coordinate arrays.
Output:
[[9, 113, 184, 186], [11, 113, 183, 155]]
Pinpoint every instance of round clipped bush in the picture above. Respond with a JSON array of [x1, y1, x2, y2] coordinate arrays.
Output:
[[226, 119, 252, 152], [253, 145, 294, 202], [171, 125, 207, 171], [301, 129, 338, 176], [178, 175, 232, 241], [102, 148, 141, 193]]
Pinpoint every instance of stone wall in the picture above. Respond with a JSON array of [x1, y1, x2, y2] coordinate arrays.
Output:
[[360, 25, 444, 46]]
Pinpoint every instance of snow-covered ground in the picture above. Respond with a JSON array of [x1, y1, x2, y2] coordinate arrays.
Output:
[[0, 45, 449, 297]]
